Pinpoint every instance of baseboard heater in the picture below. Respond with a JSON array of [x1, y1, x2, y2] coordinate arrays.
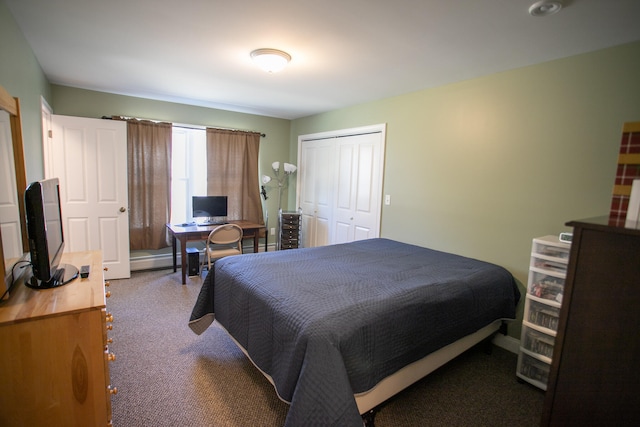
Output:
[[129, 243, 275, 271]]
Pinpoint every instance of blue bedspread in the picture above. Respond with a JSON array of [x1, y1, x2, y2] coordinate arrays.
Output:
[[189, 238, 520, 426]]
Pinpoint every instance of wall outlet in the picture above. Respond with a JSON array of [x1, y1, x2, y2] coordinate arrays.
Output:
[[385, 194, 391, 205], [270, 227, 276, 235]]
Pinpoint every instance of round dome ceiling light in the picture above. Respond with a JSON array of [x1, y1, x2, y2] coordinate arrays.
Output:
[[250, 48, 291, 73], [528, 1, 563, 17]]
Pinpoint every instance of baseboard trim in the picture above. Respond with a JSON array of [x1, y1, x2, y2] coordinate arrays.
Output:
[[130, 253, 177, 271]]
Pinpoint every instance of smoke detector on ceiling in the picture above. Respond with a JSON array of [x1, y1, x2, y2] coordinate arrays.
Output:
[[528, 1, 563, 17]]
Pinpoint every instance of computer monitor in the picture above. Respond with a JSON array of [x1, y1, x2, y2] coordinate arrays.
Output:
[[192, 196, 228, 224]]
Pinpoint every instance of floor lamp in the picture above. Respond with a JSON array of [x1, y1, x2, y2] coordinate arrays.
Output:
[[261, 162, 297, 250], [261, 161, 297, 212]]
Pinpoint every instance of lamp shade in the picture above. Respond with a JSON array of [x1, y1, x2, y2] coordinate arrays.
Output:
[[251, 49, 291, 73], [262, 175, 272, 184], [283, 163, 297, 174]]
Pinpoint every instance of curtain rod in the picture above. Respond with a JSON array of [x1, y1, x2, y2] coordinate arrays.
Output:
[[101, 116, 266, 138]]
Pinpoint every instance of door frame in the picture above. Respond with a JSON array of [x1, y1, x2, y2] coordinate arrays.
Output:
[[0, 85, 28, 299]]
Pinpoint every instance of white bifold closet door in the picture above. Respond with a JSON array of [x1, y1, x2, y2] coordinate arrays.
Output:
[[297, 124, 385, 248]]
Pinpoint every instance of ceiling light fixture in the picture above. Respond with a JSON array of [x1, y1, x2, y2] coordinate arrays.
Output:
[[528, 1, 563, 17], [250, 48, 291, 73]]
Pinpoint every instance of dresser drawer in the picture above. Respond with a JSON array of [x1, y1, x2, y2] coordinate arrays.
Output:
[[280, 242, 299, 249], [522, 325, 555, 358]]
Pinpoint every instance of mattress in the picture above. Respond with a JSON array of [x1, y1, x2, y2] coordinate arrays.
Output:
[[189, 238, 520, 426]]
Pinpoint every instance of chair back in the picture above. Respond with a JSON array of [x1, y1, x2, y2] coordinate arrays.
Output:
[[202, 224, 244, 275], [208, 224, 243, 247]]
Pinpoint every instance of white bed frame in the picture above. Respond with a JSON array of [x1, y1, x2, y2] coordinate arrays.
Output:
[[220, 318, 504, 421], [355, 319, 503, 415]]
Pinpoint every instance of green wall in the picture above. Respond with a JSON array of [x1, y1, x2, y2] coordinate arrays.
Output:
[[291, 41, 640, 339], [0, 1, 51, 184]]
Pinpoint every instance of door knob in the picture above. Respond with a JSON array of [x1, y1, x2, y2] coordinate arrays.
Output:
[[119, 207, 126, 212]]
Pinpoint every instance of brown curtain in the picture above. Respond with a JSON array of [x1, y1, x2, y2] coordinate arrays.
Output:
[[206, 128, 264, 224], [127, 119, 172, 250]]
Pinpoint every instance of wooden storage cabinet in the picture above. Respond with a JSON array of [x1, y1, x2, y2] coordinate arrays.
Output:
[[0, 251, 115, 426], [516, 235, 570, 390], [278, 209, 302, 250], [542, 217, 640, 426]]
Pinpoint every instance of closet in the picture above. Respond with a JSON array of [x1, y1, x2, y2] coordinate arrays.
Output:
[[297, 124, 385, 248]]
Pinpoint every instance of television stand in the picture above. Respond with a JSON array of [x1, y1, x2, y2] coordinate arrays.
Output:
[[0, 250, 115, 425], [25, 263, 79, 289]]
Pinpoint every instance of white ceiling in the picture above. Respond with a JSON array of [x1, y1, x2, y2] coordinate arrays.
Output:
[[6, 0, 640, 120]]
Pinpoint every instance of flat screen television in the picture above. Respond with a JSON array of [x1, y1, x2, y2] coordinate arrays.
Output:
[[24, 178, 78, 289], [192, 196, 228, 224]]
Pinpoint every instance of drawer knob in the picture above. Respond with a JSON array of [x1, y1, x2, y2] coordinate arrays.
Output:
[[105, 290, 111, 298], [105, 281, 111, 287], [106, 324, 113, 331], [106, 313, 114, 323], [108, 385, 118, 395], [107, 352, 116, 362]]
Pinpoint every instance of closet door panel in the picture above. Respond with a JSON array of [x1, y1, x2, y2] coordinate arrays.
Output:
[[333, 142, 356, 244], [353, 140, 378, 236], [299, 139, 334, 247], [333, 133, 382, 243]]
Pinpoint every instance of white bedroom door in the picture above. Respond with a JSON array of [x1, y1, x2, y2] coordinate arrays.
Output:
[[46, 115, 130, 279]]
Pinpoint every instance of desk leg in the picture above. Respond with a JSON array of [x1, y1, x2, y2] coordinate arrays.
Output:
[[254, 232, 259, 253], [179, 236, 187, 285], [171, 234, 177, 272]]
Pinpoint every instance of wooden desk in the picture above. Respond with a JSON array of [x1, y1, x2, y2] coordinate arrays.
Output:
[[166, 220, 266, 284]]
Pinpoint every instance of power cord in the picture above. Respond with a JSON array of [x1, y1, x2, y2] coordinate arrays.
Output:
[[0, 260, 32, 301]]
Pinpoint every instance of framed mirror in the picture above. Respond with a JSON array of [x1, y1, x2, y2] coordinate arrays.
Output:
[[0, 84, 28, 299]]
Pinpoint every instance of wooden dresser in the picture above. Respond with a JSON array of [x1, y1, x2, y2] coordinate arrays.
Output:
[[0, 251, 116, 426], [542, 217, 640, 426]]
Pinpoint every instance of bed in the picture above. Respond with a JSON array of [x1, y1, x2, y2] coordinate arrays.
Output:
[[189, 238, 520, 426]]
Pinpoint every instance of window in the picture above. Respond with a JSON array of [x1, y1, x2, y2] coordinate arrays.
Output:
[[170, 127, 206, 224]]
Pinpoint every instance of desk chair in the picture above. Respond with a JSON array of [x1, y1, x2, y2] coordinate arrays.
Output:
[[201, 224, 243, 274]]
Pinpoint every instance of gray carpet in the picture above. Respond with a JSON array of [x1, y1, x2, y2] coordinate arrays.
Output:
[[107, 268, 544, 426]]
